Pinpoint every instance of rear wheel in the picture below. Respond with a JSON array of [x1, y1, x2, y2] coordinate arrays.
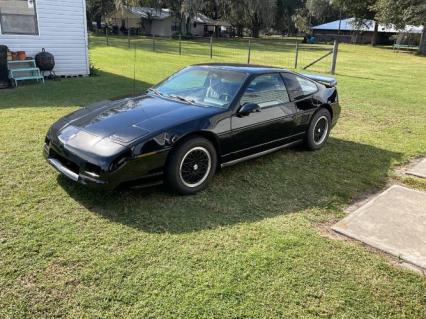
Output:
[[165, 137, 217, 195], [305, 108, 331, 151]]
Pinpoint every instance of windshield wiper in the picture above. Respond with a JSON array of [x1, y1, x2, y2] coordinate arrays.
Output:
[[149, 89, 196, 105], [169, 94, 196, 105], [148, 88, 164, 97]]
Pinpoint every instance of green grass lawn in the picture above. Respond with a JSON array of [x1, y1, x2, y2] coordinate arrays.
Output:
[[1, 37, 426, 318]]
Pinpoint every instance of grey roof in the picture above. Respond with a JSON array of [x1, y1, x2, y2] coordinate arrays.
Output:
[[126, 7, 231, 26], [126, 7, 172, 20], [193, 13, 231, 27], [312, 18, 423, 34]]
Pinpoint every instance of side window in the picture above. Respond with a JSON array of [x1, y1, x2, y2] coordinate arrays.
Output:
[[240, 73, 290, 108], [281, 73, 318, 100]]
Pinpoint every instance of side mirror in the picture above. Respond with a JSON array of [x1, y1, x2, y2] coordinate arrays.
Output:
[[238, 103, 260, 116]]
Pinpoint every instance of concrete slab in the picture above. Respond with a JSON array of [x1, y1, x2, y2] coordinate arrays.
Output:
[[407, 158, 426, 179], [332, 185, 426, 270]]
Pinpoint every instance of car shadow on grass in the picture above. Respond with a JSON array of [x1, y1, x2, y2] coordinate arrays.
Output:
[[0, 71, 152, 110], [58, 137, 401, 234]]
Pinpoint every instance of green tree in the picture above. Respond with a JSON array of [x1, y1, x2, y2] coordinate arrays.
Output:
[[219, 0, 277, 37], [202, 0, 225, 36], [182, 0, 206, 34], [220, 0, 247, 36], [86, 0, 115, 30], [292, 7, 311, 33], [275, 0, 301, 35], [374, 0, 426, 54], [245, 0, 277, 37], [112, 0, 149, 13], [306, 0, 337, 23]]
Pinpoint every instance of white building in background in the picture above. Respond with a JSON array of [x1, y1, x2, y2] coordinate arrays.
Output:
[[108, 6, 231, 37], [0, 0, 89, 76]]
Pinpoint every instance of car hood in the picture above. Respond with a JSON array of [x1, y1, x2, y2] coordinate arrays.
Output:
[[52, 95, 223, 146]]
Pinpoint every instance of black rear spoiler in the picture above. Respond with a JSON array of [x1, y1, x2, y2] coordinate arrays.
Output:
[[302, 73, 337, 87]]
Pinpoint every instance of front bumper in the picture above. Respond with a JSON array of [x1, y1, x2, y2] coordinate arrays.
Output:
[[43, 142, 169, 190]]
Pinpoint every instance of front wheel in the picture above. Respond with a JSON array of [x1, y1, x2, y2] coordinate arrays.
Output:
[[165, 137, 217, 195], [305, 108, 331, 151]]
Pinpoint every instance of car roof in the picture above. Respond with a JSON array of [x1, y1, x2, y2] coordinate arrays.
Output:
[[190, 63, 290, 74]]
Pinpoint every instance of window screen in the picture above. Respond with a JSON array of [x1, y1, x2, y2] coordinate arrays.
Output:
[[0, 0, 39, 35]]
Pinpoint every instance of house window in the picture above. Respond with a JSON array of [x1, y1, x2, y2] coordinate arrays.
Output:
[[0, 0, 39, 35]]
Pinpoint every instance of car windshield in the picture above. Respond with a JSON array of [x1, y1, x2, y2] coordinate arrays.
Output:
[[152, 67, 248, 108]]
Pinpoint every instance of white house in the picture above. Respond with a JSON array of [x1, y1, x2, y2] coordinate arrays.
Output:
[[107, 7, 173, 36], [0, 0, 89, 76], [108, 6, 230, 37]]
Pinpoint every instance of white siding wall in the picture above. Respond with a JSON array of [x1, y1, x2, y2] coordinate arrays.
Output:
[[151, 17, 173, 37], [191, 23, 205, 36], [0, 0, 89, 76]]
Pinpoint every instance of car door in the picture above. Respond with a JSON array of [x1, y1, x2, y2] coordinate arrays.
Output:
[[229, 73, 297, 158], [281, 72, 320, 134]]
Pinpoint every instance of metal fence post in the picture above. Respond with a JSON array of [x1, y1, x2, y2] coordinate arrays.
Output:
[[294, 42, 299, 69], [128, 28, 131, 49], [330, 40, 339, 74], [152, 34, 156, 52], [210, 36, 213, 59], [105, 27, 109, 46], [247, 39, 251, 64], [179, 34, 182, 55], [133, 44, 136, 96]]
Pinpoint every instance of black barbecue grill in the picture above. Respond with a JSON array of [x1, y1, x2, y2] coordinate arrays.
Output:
[[35, 48, 56, 79]]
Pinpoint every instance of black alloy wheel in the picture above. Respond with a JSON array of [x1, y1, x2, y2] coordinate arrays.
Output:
[[166, 137, 217, 195], [305, 108, 331, 151]]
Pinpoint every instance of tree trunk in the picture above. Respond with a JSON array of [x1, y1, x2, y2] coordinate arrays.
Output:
[[214, 3, 220, 38], [371, 20, 378, 46], [419, 23, 426, 55], [186, 16, 191, 35], [179, 15, 184, 36], [95, 15, 102, 30], [251, 25, 260, 38], [86, 11, 93, 32], [237, 25, 243, 38], [251, 13, 261, 38]]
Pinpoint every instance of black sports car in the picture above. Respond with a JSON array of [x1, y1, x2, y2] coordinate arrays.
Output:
[[44, 64, 340, 194]]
